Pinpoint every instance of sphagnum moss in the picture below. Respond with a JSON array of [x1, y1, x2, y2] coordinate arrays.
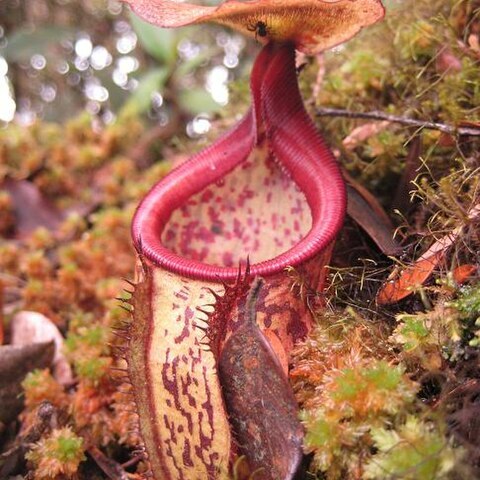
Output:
[[26, 427, 86, 479]]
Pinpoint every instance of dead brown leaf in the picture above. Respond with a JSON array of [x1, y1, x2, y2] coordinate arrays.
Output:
[[452, 264, 477, 285], [376, 252, 443, 305], [0, 342, 55, 425], [468, 34, 479, 52], [344, 169, 402, 256], [377, 204, 480, 305], [1, 179, 64, 239]]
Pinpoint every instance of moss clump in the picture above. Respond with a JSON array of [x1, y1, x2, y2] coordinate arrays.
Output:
[[305, 0, 480, 205], [22, 369, 67, 409], [0, 109, 168, 476], [453, 285, 480, 318], [292, 312, 418, 478], [451, 285, 480, 347], [74, 356, 112, 383], [331, 361, 411, 414], [26, 427, 86, 479], [364, 416, 463, 480]]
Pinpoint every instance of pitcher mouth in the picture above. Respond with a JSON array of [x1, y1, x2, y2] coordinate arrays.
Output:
[[131, 125, 345, 281], [131, 43, 346, 282]]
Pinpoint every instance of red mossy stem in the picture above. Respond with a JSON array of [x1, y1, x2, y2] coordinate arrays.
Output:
[[132, 42, 346, 281]]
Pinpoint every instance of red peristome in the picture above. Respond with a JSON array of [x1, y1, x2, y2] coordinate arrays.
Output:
[[132, 42, 346, 282]]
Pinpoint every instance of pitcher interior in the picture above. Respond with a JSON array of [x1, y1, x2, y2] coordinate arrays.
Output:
[[162, 149, 312, 267]]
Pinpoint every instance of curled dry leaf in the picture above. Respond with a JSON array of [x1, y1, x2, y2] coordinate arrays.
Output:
[[346, 184, 402, 256], [10, 311, 73, 386], [468, 34, 480, 53], [125, 0, 385, 54], [376, 252, 443, 306], [0, 342, 55, 425], [343, 169, 402, 256]]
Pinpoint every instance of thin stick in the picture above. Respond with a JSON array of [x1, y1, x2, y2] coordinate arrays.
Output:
[[315, 107, 480, 137]]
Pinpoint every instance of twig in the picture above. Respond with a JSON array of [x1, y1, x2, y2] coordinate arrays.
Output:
[[88, 446, 129, 480], [315, 107, 480, 137]]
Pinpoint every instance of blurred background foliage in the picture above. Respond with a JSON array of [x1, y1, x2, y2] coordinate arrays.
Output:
[[0, 0, 255, 134]]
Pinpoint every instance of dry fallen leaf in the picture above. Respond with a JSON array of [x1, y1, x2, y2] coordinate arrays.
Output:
[[344, 169, 402, 256], [0, 342, 55, 425], [376, 252, 443, 306], [1, 179, 64, 239], [377, 204, 480, 305], [452, 264, 477, 285], [10, 311, 73, 386], [468, 33, 480, 53]]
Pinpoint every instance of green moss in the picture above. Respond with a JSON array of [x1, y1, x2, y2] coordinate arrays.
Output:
[[26, 427, 86, 478], [454, 285, 480, 318], [304, 414, 336, 448], [22, 369, 45, 389], [65, 325, 108, 351], [55, 434, 84, 462], [333, 362, 406, 404], [364, 416, 463, 479], [310, 0, 480, 204], [297, 329, 417, 477], [451, 284, 480, 347], [74, 356, 111, 382], [393, 315, 430, 352]]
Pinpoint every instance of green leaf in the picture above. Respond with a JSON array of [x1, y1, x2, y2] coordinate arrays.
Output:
[[178, 88, 221, 115], [120, 67, 169, 116], [2, 26, 75, 62], [129, 12, 177, 66]]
